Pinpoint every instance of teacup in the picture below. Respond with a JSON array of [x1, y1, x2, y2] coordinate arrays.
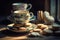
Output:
[[12, 3, 32, 11], [8, 10, 35, 24]]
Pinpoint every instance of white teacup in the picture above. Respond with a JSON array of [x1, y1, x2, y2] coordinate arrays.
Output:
[[8, 10, 34, 24], [12, 3, 32, 11]]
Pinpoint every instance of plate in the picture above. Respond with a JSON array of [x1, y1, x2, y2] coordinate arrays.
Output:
[[7, 23, 37, 33], [7, 27, 29, 32]]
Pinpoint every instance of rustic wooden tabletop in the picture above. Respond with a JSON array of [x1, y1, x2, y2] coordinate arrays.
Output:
[[0, 30, 60, 40]]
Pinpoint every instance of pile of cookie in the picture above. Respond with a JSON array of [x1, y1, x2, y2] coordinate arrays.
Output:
[[7, 23, 53, 37], [28, 24, 53, 37]]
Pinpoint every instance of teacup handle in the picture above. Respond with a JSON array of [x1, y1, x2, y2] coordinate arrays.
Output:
[[27, 4, 32, 10], [30, 12, 36, 21], [30, 12, 34, 18]]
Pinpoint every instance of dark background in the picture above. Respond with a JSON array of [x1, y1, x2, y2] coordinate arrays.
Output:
[[0, 0, 45, 25], [0, 0, 45, 16]]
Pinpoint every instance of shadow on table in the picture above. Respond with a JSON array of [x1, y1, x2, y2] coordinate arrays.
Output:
[[0, 30, 29, 38]]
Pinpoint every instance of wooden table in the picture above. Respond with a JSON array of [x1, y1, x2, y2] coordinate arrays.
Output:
[[0, 29, 60, 40], [0, 30, 28, 40]]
